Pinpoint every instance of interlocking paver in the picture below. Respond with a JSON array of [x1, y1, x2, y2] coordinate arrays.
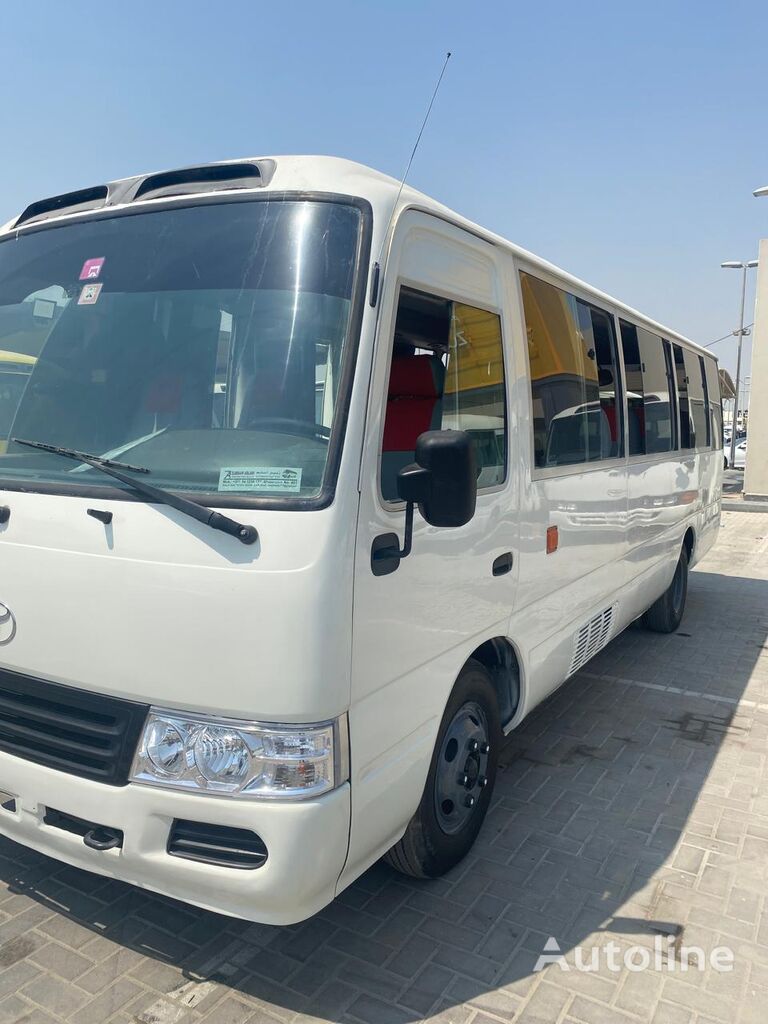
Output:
[[0, 510, 763, 1024]]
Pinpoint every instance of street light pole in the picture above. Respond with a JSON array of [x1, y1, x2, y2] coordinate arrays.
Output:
[[720, 260, 758, 468]]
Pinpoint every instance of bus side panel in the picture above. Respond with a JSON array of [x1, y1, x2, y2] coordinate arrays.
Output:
[[626, 453, 697, 572]]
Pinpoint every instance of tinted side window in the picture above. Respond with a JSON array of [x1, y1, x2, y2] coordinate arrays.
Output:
[[685, 348, 709, 449], [520, 272, 621, 468], [697, 355, 712, 449], [704, 356, 723, 450], [590, 308, 623, 460], [619, 322, 676, 455], [673, 344, 694, 449], [621, 322, 644, 456]]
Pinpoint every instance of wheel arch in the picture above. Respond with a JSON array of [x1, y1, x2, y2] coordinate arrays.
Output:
[[465, 636, 522, 731], [683, 526, 695, 563]]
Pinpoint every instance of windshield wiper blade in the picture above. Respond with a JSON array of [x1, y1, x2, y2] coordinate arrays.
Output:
[[12, 438, 150, 473], [12, 438, 258, 546]]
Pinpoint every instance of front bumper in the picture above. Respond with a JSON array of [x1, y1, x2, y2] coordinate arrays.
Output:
[[0, 749, 350, 924]]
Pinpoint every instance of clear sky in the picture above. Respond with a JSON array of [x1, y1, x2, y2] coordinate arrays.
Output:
[[1, 0, 766, 386]]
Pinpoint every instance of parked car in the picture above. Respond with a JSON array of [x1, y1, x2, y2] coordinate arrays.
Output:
[[726, 439, 747, 469]]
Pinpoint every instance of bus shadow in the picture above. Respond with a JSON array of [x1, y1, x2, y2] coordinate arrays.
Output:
[[0, 567, 764, 1023]]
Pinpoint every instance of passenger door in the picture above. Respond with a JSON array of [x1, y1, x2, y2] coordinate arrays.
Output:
[[343, 213, 518, 879]]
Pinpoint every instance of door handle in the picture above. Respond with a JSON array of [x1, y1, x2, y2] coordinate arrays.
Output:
[[492, 552, 513, 577]]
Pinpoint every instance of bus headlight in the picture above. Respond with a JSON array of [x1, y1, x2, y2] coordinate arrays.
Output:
[[130, 709, 348, 799]]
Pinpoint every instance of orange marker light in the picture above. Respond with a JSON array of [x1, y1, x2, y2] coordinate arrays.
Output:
[[546, 525, 559, 554]]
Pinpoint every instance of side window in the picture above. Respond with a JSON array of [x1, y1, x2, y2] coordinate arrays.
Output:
[[685, 348, 709, 450], [704, 357, 723, 450], [698, 355, 711, 449], [380, 286, 506, 501], [589, 307, 623, 461], [673, 344, 694, 449], [620, 322, 644, 456], [520, 272, 622, 468], [619, 321, 676, 455]]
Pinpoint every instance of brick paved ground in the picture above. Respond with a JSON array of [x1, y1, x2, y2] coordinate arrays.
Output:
[[0, 510, 766, 1024]]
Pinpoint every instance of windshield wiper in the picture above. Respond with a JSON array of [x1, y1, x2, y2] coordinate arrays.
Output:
[[12, 438, 258, 546], [12, 439, 150, 473]]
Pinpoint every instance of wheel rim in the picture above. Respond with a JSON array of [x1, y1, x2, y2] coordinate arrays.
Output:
[[434, 702, 490, 835], [671, 557, 685, 613]]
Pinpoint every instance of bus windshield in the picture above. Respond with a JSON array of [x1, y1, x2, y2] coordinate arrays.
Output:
[[0, 198, 362, 503]]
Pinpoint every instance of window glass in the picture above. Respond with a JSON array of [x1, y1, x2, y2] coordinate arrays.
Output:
[[685, 348, 709, 449], [0, 201, 362, 501], [697, 355, 711, 449], [619, 322, 676, 455], [520, 272, 622, 467], [673, 344, 694, 449], [704, 356, 723, 449], [444, 302, 506, 487], [380, 287, 506, 500]]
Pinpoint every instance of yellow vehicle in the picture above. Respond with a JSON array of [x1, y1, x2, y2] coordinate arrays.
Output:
[[0, 350, 36, 450]]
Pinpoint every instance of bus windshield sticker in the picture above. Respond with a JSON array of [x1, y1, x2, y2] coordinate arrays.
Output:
[[77, 283, 103, 305], [79, 257, 105, 281], [218, 467, 303, 493]]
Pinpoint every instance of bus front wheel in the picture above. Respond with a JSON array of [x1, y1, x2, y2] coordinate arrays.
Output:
[[384, 660, 501, 879]]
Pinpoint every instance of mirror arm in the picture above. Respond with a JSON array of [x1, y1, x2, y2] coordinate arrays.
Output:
[[399, 501, 415, 559]]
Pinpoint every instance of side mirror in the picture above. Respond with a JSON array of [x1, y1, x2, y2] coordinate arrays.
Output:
[[371, 430, 477, 576], [397, 430, 477, 527]]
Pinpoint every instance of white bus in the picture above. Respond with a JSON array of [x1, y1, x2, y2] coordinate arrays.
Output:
[[0, 158, 722, 923]]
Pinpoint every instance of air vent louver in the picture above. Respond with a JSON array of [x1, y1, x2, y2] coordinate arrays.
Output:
[[167, 820, 268, 870], [16, 185, 109, 227], [133, 163, 264, 202], [568, 605, 615, 676]]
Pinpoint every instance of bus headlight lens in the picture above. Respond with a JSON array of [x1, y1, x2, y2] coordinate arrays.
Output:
[[193, 728, 250, 785], [144, 720, 185, 777], [130, 710, 348, 799]]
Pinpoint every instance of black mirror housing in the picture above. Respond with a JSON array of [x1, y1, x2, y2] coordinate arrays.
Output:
[[397, 430, 477, 528]]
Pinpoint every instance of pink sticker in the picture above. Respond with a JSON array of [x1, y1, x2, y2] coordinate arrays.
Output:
[[79, 257, 105, 281], [78, 283, 103, 305]]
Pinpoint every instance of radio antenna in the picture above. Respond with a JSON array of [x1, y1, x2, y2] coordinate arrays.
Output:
[[373, 51, 452, 279]]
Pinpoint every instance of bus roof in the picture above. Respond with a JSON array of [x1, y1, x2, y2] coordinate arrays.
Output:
[[0, 155, 712, 360]]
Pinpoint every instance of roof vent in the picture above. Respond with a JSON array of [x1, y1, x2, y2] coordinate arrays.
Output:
[[132, 162, 270, 202], [15, 185, 109, 227]]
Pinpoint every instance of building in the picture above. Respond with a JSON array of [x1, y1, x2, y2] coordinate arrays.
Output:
[[744, 238, 768, 500]]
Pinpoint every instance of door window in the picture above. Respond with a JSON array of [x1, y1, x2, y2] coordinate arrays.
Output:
[[380, 287, 506, 500]]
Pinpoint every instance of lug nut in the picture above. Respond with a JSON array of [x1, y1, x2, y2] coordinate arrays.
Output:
[[478, 775, 488, 788], [468, 739, 479, 753], [465, 795, 476, 808], [458, 773, 470, 787], [480, 742, 490, 754]]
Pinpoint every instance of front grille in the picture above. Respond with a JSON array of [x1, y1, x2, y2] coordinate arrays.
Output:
[[0, 669, 148, 786], [168, 819, 268, 870]]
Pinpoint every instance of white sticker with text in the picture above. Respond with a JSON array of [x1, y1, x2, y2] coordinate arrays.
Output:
[[218, 466, 303, 493]]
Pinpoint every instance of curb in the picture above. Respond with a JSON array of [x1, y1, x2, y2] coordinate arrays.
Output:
[[722, 500, 768, 514]]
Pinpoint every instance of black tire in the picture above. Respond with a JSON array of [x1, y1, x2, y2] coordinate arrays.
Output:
[[724, 455, 728, 470], [642, 545, 689, 633], [384, 660, 501, 878]]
